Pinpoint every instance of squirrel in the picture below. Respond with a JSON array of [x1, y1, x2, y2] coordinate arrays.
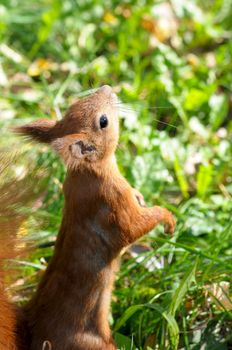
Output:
[[0, 85, 176, 350]]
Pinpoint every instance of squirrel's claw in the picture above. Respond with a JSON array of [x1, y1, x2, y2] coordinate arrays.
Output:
[[164, 212, 176, 235]]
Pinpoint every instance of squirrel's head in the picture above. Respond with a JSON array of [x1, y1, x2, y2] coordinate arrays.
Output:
[[16, 85, 119, 170]]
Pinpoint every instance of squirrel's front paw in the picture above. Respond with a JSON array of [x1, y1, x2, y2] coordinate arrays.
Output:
[[163, 209, 176, 234]]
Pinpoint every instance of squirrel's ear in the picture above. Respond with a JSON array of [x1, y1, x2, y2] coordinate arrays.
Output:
[[15, 119, 57, 143]]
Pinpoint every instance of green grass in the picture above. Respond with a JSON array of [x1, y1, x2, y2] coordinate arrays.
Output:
[[0, 0, 232, 349]]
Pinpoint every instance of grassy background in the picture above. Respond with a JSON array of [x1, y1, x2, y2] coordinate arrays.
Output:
[[0, 0, 232, 349]]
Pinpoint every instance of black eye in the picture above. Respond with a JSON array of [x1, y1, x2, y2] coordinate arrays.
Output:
[[99, 114, 108, 129]]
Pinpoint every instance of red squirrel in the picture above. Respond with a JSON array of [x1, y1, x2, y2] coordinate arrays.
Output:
[[0, 85, 175, 350]]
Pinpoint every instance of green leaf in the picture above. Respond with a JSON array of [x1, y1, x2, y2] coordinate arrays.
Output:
[[114, 303, 179, 350], [209, 94, 229, 131], [196, 164, 213, 199], [169, 260, 197, 316], [184, 88, 209, 111], [114, 332, 135, 350], [146, 304, 179, 350], [114, 304, 143, 332], [173, 156, 189, 198]]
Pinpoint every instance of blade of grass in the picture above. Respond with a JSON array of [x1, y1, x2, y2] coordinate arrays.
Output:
[[169, 260, 197, 316], [155, 237, 232, 269]]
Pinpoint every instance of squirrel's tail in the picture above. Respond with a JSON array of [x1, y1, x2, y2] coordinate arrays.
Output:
[[0, 242, 17, 350], [0, 153, 44, 350]]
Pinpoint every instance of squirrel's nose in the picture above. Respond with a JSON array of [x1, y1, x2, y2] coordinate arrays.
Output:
[[98, 85, 112, 94]]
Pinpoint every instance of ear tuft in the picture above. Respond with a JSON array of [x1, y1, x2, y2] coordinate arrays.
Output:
[[14, 119, 57, 143]]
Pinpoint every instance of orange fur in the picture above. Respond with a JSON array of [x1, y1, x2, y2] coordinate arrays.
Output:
[[1, 85, 176, 349], [0, 254, 17, 350]]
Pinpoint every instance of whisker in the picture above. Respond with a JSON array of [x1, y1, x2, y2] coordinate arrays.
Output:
[[117, 107, 136, 112], [117, 106, 143, 112], [116, 102, 174, 111], [76, 88, 98, 97], [117, 106, 178, 129], [118, 109, 139, 114], [149, 106, 174, 110], [151, 119, 178, 129]]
